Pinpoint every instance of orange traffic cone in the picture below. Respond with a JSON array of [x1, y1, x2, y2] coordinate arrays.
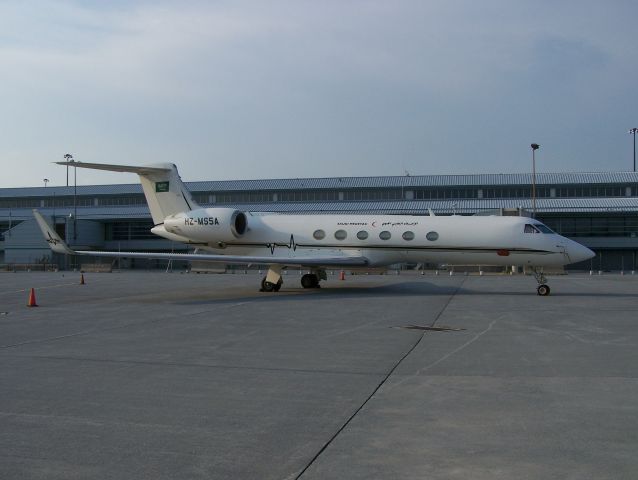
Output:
[[80, 273, 85, 285], [339, 270, 346, 280], [27, 288, 38, 307]]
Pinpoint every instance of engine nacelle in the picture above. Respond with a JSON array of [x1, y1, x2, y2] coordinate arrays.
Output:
[[163, 208, 248, 243]]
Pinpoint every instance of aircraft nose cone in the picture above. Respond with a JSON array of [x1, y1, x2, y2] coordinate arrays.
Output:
[[569, 241, 595, 264]]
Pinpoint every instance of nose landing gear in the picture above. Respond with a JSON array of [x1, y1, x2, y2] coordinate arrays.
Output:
[[536, 284, 551, 296], [532, 268, 551, 296]]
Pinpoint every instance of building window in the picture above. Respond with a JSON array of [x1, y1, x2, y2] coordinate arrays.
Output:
[[215, 192, 274, 204], [106, 222, 155, 240], [40, 197, 95, 208], [356, 230, 369, 240], [192, 194, 210, 204], [426, 231, 439, 241], [379, 231, 391, 240], [277, 190, 339, 202], [98, 196, 146, 206], [343, 189, 402, 201], [335, 229, 347, 240], [313, 229, 326, 240]]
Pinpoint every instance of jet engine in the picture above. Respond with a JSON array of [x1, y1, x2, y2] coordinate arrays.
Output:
[[163, 208, 248, 243]]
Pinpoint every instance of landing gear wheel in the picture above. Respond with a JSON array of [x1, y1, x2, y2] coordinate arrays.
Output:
[[301, 274, 320, 289], [537, 284, 550, 296], [260, 277, 275, 292], [261, 276, 283, 292]]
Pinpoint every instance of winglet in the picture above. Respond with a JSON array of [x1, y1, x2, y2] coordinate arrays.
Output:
[[32, 210, 75, 254]]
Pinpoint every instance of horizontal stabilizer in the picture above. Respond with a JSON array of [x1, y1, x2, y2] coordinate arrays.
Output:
[[54, 161, 197, 224], [55, 161, 171, 175]]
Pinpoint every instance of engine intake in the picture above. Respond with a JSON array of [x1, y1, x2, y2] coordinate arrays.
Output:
[[232, 210, 247, 236]]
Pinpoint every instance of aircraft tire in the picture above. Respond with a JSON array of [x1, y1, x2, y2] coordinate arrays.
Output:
[[261, 277, 276, 292], [537, 284, 550, 296], [301, 274, 319, 289]]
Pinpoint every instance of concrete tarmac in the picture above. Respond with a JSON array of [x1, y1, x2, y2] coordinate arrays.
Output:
[[0, 271, 636, 479]]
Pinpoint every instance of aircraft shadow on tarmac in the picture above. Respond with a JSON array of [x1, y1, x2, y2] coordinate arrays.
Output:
[[172, 279, 637, 306], [173, 281, 464, 306]]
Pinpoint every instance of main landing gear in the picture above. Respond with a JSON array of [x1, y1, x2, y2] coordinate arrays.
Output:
[[260, 265, 283, 292], [301, 273, 320, 289], [260, 276, 282, 292], [532, 267, 551, 296], [259, 267, 326, 292]]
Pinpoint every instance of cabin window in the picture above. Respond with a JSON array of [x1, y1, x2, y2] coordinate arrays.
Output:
[[379, 231, 391, 240], [534, 223, 555, 234], [426, 231, 439, 241], [313, 229, 326, 240], [357, 230, 369, 240], [402, 231, 415, 241], [524, 224, 540, 234], [335, 229, 347, 240]]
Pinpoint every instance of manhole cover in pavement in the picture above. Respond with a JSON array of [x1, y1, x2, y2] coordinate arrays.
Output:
[[397, 324, 465, 332]]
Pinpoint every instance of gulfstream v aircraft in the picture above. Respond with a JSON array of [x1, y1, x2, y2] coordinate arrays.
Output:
[[33, 162, 594, 295]]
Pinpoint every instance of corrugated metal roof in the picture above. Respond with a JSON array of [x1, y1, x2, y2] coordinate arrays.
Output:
[[0, 206, 151, 221], [2, 171, 638, 198], [0, 184, 142, 198], [3, 197, 638, 221], [212, 198, 638, 214], [188, 171, 638, 191]]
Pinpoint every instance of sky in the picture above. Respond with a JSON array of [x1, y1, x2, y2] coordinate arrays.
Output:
[[1, 0, 637, 187]]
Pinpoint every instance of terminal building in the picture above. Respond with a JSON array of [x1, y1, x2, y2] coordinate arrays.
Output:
[[1, 171, 637, 271]]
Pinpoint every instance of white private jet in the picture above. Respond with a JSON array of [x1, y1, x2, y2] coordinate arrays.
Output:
[[33, 162, 594, 295]]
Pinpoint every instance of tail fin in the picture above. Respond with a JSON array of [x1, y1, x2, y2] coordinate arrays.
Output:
[[33, 210, 75, 254], [55, 162, 200, 224]]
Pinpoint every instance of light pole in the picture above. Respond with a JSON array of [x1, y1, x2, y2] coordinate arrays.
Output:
[[629, 128, 638, 172], [43, 178, 49, 188], [531, 143, 540, 218], [73, 161, 77, 241], [64, 153, 73, 186]]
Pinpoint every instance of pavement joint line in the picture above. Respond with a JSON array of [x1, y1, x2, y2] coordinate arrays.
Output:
[[0, 353, 388, 377], [293, 277, 466, 480], [0, 330, 97, 350], [0, 411, 217, 436], [0, 315, 175, 349], [0, 301, 252, 350], [0, 282, 87, 296]]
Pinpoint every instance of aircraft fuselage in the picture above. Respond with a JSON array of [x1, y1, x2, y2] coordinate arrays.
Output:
[[159, 209, 591, 268]]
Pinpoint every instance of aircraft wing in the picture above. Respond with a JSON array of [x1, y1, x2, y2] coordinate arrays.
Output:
[[49, 249, 369, 267], [33, 210, 368, 267]]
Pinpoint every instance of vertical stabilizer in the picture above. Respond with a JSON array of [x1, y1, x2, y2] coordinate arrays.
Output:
[[55, 162, 200, 224], [137, 163, 200, 224]]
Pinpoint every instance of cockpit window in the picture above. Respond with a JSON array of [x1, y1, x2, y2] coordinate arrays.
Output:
[[524, 224, 540, 234], [534, 223, 555, 234]]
